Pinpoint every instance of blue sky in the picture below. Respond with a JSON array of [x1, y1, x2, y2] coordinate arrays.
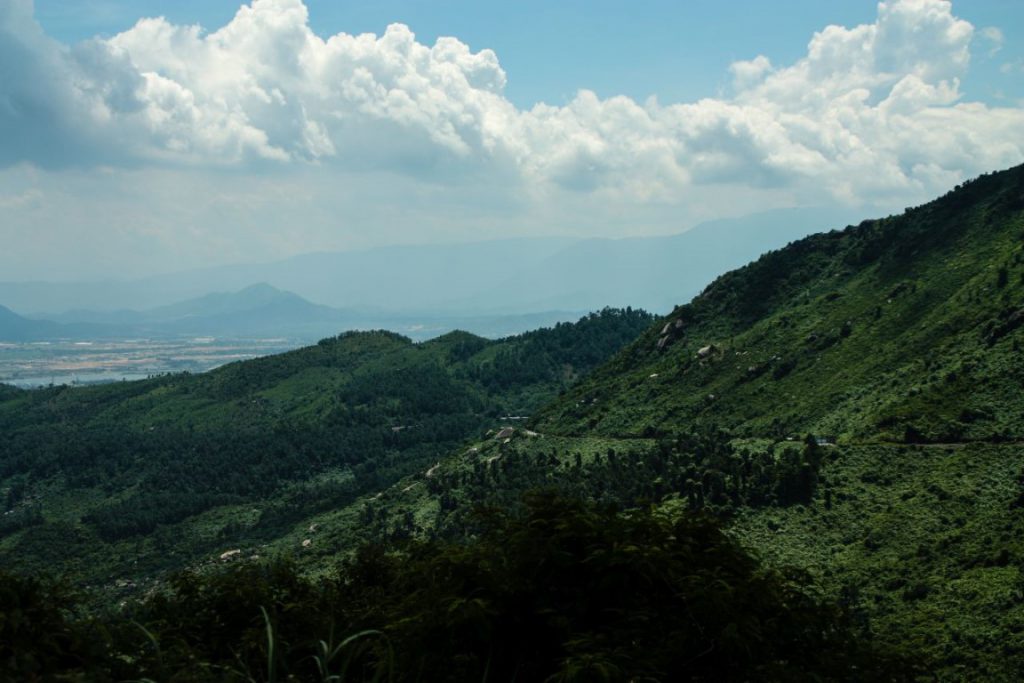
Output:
[[32, 0, 1022, 107], [2, 0, 1023, 280]]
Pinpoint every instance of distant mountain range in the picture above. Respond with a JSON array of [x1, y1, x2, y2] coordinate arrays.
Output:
[[44, 283, 342, 337], [457, 207, 857, 313], [0, 284, 586, 342], [0, 207, 860, 319]]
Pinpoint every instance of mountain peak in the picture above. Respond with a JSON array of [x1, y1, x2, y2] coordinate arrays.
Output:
[[238, 282, 280, 294]]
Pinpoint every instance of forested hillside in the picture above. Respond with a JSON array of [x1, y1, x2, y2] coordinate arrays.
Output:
[[339, 165, 1024, 678], [0, 308, 653, 588], [0, 496, 915, 681], [535, 165, 1024, 442], [3, 166, 1024, 679]]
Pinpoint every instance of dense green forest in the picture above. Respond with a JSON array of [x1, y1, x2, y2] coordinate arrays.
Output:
[[0, 308, 653, 588], [0, 495, 917, 681], [2, 164, 1024, 679], [304, 165, 1024, 678], [534, 166, 1024, 442]]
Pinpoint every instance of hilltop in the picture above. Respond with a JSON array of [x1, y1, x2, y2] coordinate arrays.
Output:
[[0, 308, 654, 587]]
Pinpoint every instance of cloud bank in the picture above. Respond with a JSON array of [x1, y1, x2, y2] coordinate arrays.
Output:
[[1, 0, 1023, 281], [1, 0, 1021, 207]]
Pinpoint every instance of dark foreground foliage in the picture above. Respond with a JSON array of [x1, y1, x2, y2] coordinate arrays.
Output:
[[1, 494, 917, 682]]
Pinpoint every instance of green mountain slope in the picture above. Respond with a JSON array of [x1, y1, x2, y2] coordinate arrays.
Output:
[[535, 165, 1024, 443], [0, 308, 653, 588], [343, 165, 1024, 678]]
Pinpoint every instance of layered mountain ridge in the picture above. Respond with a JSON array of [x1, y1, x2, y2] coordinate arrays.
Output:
[[0, 207, 856, 316]]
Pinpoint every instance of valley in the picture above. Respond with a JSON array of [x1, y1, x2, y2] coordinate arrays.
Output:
[[0, 337, 299, 388], [0, 309, 656, 588]]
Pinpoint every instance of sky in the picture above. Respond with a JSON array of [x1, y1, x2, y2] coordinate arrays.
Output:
[[2, 0, 1023, 281]]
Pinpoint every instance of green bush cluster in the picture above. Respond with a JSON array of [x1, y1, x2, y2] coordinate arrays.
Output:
[[0, 495, 916, 682]]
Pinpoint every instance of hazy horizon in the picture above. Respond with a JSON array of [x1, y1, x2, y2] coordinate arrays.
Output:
[[0, 205, 862, 319], [0, 205, 856, 286]]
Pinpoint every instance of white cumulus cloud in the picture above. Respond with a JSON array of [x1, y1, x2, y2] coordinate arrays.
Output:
[[0, 0, 1022, 209]]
